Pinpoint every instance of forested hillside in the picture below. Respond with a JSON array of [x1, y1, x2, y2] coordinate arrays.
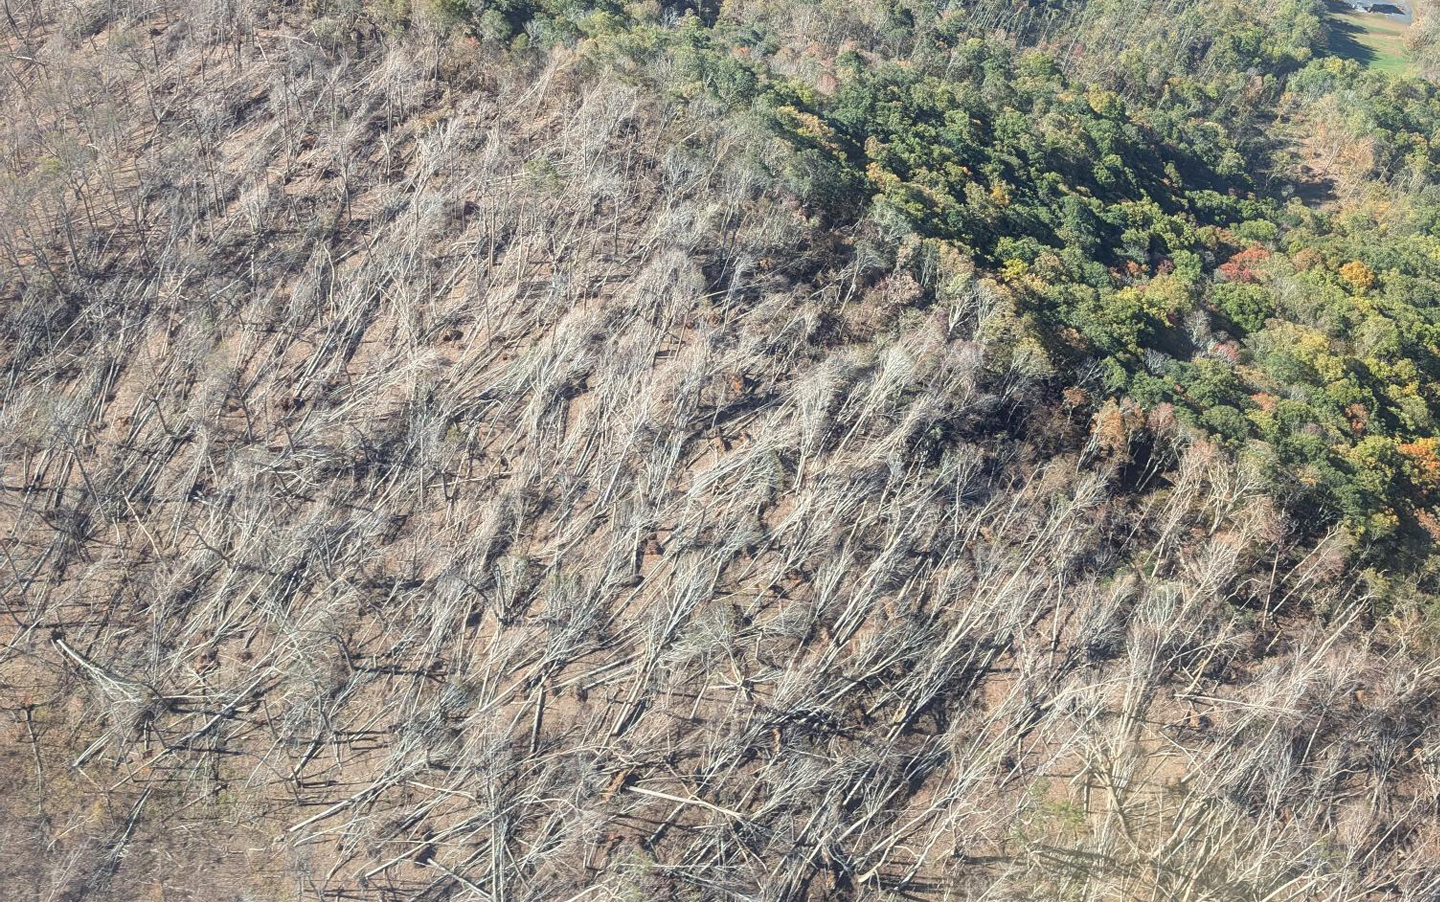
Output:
[[4, 1, 1440, 900]]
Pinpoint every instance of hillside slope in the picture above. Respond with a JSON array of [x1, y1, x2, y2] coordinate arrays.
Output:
[[2, 2, 1440, 900]]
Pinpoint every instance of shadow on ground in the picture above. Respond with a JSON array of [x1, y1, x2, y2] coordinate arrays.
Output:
[[1324, 2, 1381, 66]]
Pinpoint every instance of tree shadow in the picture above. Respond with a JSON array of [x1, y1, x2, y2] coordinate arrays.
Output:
[[1291, 168, 1338, 206], [1325, 1, 1381, 66]]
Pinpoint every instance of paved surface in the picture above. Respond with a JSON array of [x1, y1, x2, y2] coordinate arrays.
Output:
[[1350, 0, 1413, 24]]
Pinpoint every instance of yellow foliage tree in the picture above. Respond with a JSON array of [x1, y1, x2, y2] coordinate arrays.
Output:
[[1339, 260, 1376, 295]]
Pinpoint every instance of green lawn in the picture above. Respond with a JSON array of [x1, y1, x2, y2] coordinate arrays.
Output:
[[1325, 0, 1414, 74]]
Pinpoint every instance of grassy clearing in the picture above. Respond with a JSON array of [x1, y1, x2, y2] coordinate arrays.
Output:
[[1325, 0, 1414, 73]]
